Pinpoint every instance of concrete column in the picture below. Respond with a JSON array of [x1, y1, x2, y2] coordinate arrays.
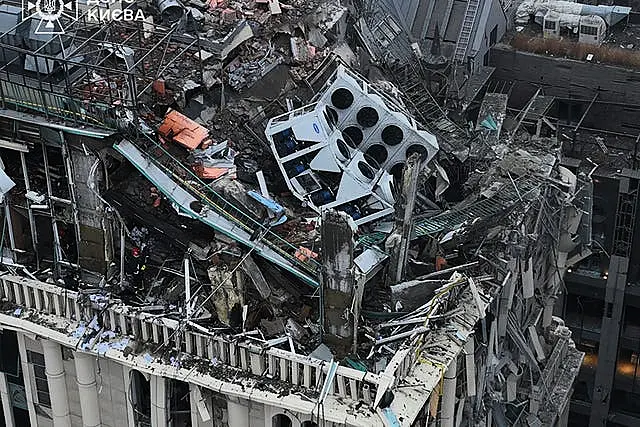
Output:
[[0, 372, 15, 427], [320, 210, 356, 358], [150, 375, 167, 427], [190, 384, 213, 427], [542, 295, 557, 328], [439, 359, 457, 427], [73, 352, 101, 427], [42, 340, 71, 427], [386, 153, 422, 285], [16, 333, 38, 427], [227, 397, 249, 427], [589, 256, 629, 427]]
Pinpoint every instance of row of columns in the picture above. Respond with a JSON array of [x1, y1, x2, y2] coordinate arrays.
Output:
[[0, 335, 102, 427], [0, 334, 294, 427]]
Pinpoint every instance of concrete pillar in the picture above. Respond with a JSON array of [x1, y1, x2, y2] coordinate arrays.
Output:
[[190, 384, 213, 427], [227, 397, 249, 427], [73, 352, 101, 427], [150, 375, 167, 427], [42, 340, 71, 427], [0, 372, 15, 427], [542, 295, 557, 328], [320, 210, 356, 358], [16, 333, 38, 427], [589, 256, 629, 427], [439, 359, 457, 427], [386, 153, 422, 285]]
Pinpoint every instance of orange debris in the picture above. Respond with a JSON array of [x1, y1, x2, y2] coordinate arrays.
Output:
[[158, 110, 209, 151]]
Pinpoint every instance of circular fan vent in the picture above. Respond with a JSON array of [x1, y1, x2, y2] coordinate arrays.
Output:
[[331, 88, 354, 109], [382, 125, 404, 146], [357, 107, 379, 128], [390, 163, 405, 181], [324, 106, 339, 130], [337, 139, 350, 160], [406, 144, 429, 161], [366, 144, 388, 166], [358, 161, 375, 180], [343, 127, 363, 147]]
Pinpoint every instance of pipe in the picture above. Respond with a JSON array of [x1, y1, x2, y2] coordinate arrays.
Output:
[[73, 352, 101, 427], [156, 0, 184, 22], [42, 341, 72, 427], [440, 359, 457, 427]]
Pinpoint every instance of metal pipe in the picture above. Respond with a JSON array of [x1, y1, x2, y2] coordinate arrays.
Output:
[[42, 340, 72, 427], [440, 359, 457, 427], [73, 352, 101, 427], [184, 256, 192, 318]]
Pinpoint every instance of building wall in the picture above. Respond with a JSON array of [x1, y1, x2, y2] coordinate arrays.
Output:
[[0, 334, 327, 427], [490, 46, 640, 106]]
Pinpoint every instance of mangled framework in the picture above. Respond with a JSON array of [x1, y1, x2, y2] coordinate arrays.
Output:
[[0, 1, 203, 129], [0, 140, 585, 425]]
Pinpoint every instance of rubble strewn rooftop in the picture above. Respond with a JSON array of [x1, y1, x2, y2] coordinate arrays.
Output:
[[0, 0, 597, 425]]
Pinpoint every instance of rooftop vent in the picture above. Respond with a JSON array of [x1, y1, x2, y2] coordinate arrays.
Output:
[[331, 88, 354, 109], [382, 125, 404, 146], [343, 126, 363, 146], [357, 107, 379, 128]]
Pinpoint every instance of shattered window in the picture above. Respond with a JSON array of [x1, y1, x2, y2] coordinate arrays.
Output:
[[27, 350, 51, 408], [580, 25, 598, 36]]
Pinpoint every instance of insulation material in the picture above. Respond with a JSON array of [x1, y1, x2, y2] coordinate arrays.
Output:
[[0, 165, 15, 202]]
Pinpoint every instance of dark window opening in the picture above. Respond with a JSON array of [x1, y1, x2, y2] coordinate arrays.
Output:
[[168, 379, 191, 426], [273, 414, 293, 427], [490, 25, 498, 46], [130, 370, 151, 427]]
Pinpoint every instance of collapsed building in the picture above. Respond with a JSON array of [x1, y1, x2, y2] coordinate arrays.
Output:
[[0, 0, 620, 426]]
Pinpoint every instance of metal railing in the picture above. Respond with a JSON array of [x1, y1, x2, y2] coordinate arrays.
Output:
[[124, 134, 321, 279], [0, 78, 119, 129]]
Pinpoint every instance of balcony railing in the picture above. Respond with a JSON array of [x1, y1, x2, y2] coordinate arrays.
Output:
[[0, 274, 385, 403]]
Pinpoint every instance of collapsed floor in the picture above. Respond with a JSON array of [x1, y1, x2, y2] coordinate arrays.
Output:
[[0, 1, 590, 425]]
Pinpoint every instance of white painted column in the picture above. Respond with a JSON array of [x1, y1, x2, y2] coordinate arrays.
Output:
[[16, 333, 38, 427], [227, 397, 249, 427], [42, 340, 71, 427], [73, 352, 101, 427], [439, 359, 457, 427], [150, 375, 167, 427], [0, 372, 15, 427]]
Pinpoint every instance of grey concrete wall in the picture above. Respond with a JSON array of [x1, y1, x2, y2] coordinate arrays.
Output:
[[489, 46, 640, 106], [471, 0, 507, 71]]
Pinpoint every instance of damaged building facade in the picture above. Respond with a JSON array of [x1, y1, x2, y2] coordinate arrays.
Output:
[[5, 0, 636, 426]]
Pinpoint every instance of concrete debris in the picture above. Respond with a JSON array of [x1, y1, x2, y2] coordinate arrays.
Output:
[[2, 1, 618, 425]]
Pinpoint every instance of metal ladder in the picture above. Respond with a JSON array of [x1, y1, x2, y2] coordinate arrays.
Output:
[[388, 60, 469, 152], [453, 0, 480, 63]]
